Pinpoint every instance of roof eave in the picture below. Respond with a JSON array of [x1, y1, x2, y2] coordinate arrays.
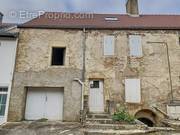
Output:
[[18, 25, 180, 31]]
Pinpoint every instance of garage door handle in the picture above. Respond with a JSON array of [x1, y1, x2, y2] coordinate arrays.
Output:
[[45, 96, 48, 102]]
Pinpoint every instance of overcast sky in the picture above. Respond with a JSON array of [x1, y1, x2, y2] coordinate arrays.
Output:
[[1, 0, 180, 23]]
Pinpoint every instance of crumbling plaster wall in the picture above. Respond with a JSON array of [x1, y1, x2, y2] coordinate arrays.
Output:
[[84, 30, 180, 117], [8, 29, 84, 122]]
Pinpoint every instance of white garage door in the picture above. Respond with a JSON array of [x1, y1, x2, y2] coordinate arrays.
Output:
[[25, 88, 64, 121]]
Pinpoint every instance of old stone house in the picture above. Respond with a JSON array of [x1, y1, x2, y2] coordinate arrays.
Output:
[[7, 0, 180, 126]]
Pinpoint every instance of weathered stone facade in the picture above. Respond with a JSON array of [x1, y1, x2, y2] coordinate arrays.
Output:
[[84, 30, 180, 125], [8, 29, 84, 122], [8, 28, 180, 124]]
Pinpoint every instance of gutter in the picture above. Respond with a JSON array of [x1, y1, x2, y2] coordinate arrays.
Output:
[[0, 32, 18, 38], [17, 25, 180, 31]]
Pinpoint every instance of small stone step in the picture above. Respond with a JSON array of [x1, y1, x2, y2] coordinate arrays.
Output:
[[87, 113, 111, 119], [85, 123, 147, 130], [86, 118, 114, 124], [84, 129, 155, 135]]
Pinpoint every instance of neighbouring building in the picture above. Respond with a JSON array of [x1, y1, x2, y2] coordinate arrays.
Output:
[[7, 0, 180, 126], [0, 12, 18, 124]]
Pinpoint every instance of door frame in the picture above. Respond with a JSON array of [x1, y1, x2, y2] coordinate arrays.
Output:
[[89, 79, 105, 113]]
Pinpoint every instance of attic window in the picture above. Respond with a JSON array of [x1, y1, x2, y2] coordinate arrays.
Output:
[[105, 17, 118, 21]]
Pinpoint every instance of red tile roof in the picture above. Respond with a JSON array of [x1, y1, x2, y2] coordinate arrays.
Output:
[[19, 12, 180, 30]]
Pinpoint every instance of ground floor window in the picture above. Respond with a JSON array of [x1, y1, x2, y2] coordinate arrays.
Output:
[[0, 87, 8, 116]]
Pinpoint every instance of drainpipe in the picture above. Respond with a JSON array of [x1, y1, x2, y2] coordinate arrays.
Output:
[[164, 42, 174, 103], [147, 42, 174, 102], [80, 28, 87, 111], [82, 28, 86, 82], [74, 78, 84, 111], [73, 28, 87, 123]]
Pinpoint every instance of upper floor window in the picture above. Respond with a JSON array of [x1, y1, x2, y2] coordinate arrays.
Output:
[[129, 35, 142, 57], [103, 35, 115, 56], [51, 47, 66, 66]]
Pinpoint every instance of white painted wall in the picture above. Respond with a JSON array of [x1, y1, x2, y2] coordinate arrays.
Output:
[[0, 39, 17, 124], [0, 40, 17, 84]]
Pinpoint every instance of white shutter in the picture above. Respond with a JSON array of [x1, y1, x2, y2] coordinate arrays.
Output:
[[104, 36, 115, 55], [129, 35, 142, 56], [125, 79, 141, 103], [167, 105, 180, 119]]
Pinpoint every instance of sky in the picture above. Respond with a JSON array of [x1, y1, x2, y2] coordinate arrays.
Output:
[[1, 0, 180, 23]]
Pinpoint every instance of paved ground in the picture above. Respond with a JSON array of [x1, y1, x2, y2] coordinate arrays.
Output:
[[0, 121, 84, 135], [0, 121, 180, 135]]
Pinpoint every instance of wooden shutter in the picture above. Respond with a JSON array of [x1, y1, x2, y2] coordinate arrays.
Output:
[[129, 35, 142, 56], [104, 36, 115, 55], [125, 79, 141, 103]]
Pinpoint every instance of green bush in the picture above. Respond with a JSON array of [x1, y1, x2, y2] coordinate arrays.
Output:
[[112, 107, 135, 123]]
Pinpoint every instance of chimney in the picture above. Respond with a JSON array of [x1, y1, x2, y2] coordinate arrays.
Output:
[[0, 12, 3, 24], [126, 0, 139, 16]]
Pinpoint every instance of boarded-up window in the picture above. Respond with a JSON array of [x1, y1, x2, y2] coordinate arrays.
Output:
[[104, 35, 115, 55], [129, 35, 142, 56], [125, 79, 141, 103]]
